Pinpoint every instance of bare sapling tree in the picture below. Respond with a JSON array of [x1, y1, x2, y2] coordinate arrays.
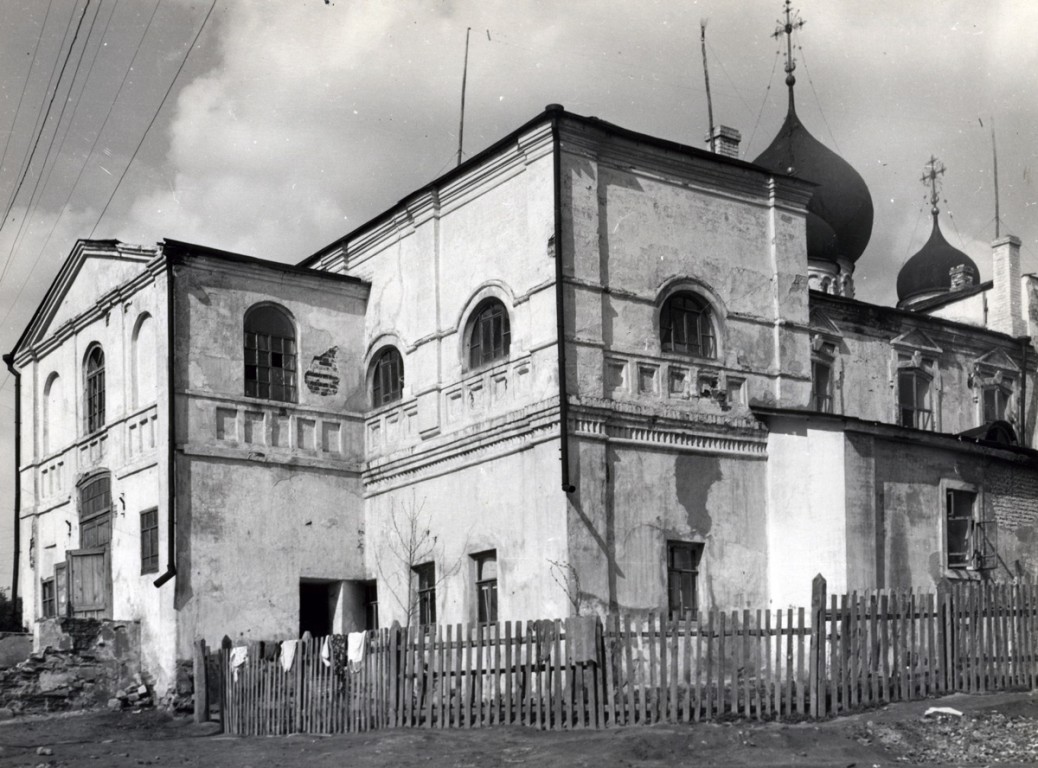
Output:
[[375, 492, 463, 627], [548, 558, 583, 616]]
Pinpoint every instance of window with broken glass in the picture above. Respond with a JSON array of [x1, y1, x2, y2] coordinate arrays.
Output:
[[945, 489, 976, 570], [660, 293, 716, 359], [244, 305, 297, 402], [898, 366, 933, 430]]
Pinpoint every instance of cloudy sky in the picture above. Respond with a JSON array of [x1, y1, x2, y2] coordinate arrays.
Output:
[[0, 0, 1035, 590]]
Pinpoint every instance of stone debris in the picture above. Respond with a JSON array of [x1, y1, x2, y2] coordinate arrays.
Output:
[[856, 710, 1038, 764]]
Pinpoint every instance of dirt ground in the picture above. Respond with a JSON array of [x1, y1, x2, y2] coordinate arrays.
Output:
[[0, 691, 1036, 768]]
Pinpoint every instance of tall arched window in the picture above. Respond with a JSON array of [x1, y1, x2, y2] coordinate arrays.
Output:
[[371, 347, 404, 407], [84, 345, 105, 433], [660, 293, 716, 359], [43, 373, 62, 455], [131, 313, 156, 408], [79, 472, 112, 548], [244, 304, 297, 402], [467, 299, 510, 369]]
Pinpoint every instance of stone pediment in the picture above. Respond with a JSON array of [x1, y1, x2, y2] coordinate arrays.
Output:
[[13, 240, 156, 356], [891, 328, 943, 355], [808, 308, 842, 342], [973, 347, 1019, 373]]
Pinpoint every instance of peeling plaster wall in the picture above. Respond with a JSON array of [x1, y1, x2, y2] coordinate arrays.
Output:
[[365, 439, 568, 627], [570, 438, 769, 615], [872, 438, 1038, 587], [560, 123, 813, 413], [813, 295, 1032, 439], [172, 256, 368, 657]]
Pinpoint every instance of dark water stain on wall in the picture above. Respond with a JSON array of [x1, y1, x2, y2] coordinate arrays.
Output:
[[675, 454, 721, 536]]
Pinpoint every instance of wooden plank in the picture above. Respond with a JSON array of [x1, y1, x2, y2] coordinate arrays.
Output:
[[694, 611, 704, 723], [732, 611, 742, 718], [705, 611, 715, 721], [719, 611, 729, 719], [604, 615, 618, 727], [763, 609, 772, 720], [796, 607, 806, 716], [773, 608, 783, 717], [622, 614, 633, 725], [752, 610, 762, 721], [670, 615, 680, 723]]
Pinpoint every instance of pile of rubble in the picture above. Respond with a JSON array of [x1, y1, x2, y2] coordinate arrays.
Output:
[[107, 681, 154, 711], [0, 618, 143, 717]]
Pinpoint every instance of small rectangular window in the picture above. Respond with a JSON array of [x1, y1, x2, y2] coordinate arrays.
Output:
[[473, 550, 498, 624], [413, 562, 436, 626], [898, 368, 933, 430], [811, 360, 833, 413], [41, 577, 56, 618], [667, 541, 702, 618], [946, 489, 976, 570], [140, 508, 159, 574]]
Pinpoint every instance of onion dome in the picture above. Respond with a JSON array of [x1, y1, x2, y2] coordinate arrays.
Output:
[[753, 106, 874, 265], [896, 156, 980, 308], [896, 214, 979, 306]]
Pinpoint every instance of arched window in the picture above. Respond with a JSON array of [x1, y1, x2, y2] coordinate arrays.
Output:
[[84, 346, 105, 433], [244, 304, 297, 402], [78, 472, 112, 548], [660, 293, 716, 359], [371, 347, 404, 407], [131, 314, 156, 408], [43, 373, 62, 455], [467, 299, 510, 369]]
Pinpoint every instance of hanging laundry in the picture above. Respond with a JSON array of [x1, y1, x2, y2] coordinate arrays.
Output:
[[320, 636, 332, 667], [230, 646, 248, 682], [346, 632, 366, 670], [280, 639, 298, 672]]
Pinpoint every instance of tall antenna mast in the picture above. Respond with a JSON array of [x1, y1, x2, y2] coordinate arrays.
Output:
[[700, 20, 715, 152], [991, 118, 1001, 238], [457, 27, 471, 168]]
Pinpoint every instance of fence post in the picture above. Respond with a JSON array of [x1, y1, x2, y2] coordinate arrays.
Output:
[[193, 639, 209, 724], [809, 574, 826, 719]]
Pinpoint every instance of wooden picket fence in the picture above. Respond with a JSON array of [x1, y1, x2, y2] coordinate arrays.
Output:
[[195, 577, 1038, 735]]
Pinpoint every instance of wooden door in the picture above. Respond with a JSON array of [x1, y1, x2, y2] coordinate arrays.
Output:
[[68, 547, 111, 619]]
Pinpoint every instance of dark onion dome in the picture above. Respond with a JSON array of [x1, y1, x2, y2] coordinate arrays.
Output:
[[753, 107, 874, 265], [896, 215, 980, 305]]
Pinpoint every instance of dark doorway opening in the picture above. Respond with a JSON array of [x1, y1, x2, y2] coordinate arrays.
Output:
[[299, 580, 337, 637]]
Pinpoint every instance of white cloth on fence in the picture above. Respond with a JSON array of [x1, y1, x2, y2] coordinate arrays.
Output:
[[320, 636, 332, 667], [347, 632, 366, 670], [230, 645, 248, 681], [280, 639, 298, 672]]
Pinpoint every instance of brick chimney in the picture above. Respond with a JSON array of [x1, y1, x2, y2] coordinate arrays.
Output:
[[990, 234, 1024, 336], [705, 126, 741, 159]]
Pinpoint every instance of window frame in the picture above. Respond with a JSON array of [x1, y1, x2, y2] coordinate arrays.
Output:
[[370, 346, 405, 407], [140, 507, 159, 575], [84, 345, 105, 434], [897, 363, 934, 431], [413, 562, 436, 627], [666, 540, 703, 619], [660, 292, 717, 360], [40, 577, 56, 619], [942, 482, 980, 572], [472, 550, 498, 624], [78, 472, 112, 549], [243, 304, 298, 403], [465, 299, 511, 370]]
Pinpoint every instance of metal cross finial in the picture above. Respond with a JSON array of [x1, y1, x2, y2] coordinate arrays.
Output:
[[921, 155, 946, 217], [772, 0, 805, 107]]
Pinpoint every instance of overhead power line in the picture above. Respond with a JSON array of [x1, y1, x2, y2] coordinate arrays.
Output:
[[0, 0, 92, 239], [90, 0, 218, 238]]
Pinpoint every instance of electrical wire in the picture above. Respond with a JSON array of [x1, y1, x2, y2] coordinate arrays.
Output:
[[6, 0, 105, 271], [795, 31, 840, 154], [746, 47, 781, 152], [0, 0, 92, 241], [0, 0, 57, 199], [89, 0, 218, 239], [0, 0, 160, 345]]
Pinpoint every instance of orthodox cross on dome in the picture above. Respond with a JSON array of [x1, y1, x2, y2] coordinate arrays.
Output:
[[772, 0, 805, 110], [921, 155, 946, 218]]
